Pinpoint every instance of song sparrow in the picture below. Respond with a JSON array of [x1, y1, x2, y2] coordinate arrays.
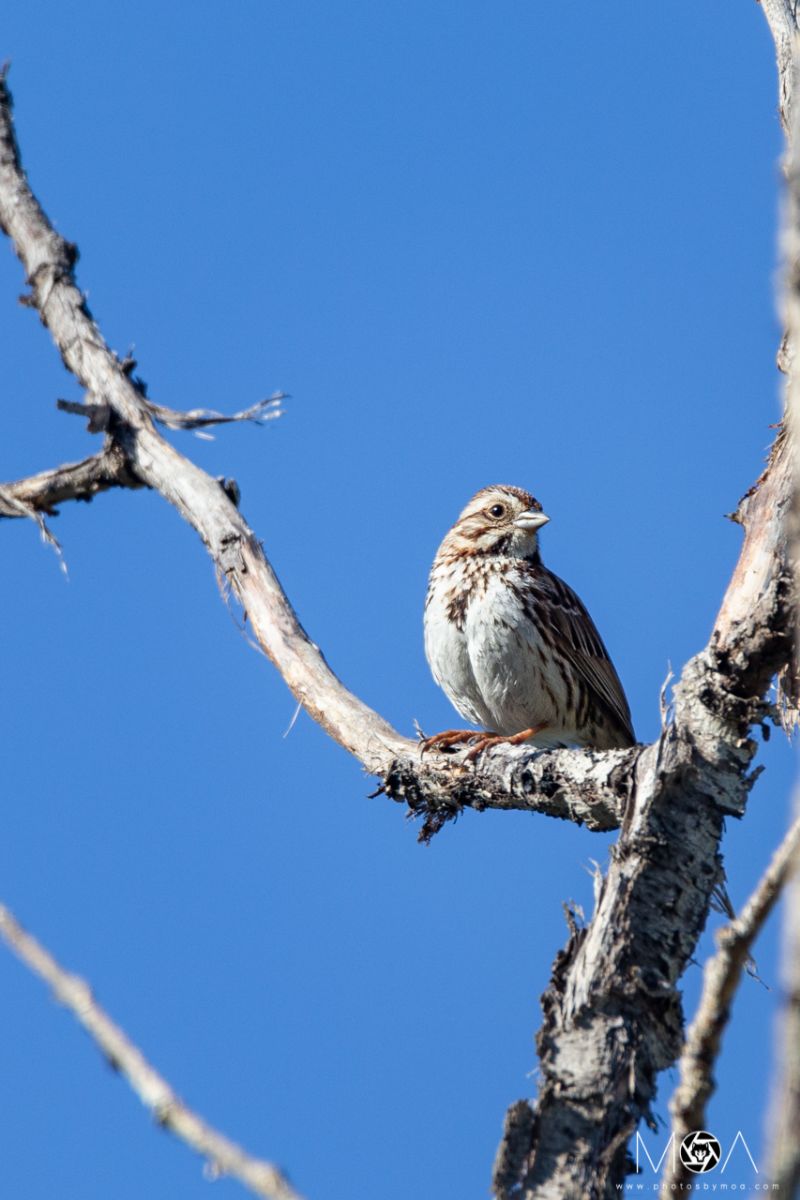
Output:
[[423, 485, 634, 757]]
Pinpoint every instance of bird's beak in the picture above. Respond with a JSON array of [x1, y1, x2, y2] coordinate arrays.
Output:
[[513, 510, 550, 532]]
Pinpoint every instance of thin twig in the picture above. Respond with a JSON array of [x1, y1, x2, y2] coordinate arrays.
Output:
[[664, 810, 800, 1190], [56, 393, 285, 436], [145, 391, 285, 433], [0, 482, 64, 565], [0, 904, 304, 1200]]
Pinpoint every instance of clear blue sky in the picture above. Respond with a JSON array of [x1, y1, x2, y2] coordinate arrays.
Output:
[[0, 3, 794, 1196]]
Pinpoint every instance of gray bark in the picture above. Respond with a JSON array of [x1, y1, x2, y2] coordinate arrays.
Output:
[[498, 594, 791, 1199], [0, 905, 301, 1200], [665, 812, 800, 1191], [0, 441, 140, 517], [0, 9, 796, 1192], [764, 8, 800, 1188], [766, 792, 800, 1196], [491, 5, 800, 1190]]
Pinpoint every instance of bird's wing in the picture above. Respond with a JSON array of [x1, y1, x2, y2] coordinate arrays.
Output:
[[535, 567, 635, 745]]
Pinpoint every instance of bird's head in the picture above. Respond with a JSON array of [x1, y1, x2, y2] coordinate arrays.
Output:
[[440, 485, 550, 560]]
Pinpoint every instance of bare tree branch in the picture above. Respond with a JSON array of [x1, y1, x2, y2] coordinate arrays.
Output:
[[760, 0, 797, 133], [502, 590, 791, 1199], [741, 2, 800, 732], [0, 441, 142, 518], [0, 480, 63, 562], [763, 28, 800, 1196], [56, 391, 285, 434], [145, 393, 285, 433], [492, 13, 799, 1192], [0, 903, 303, 1200], [663, 808, 800, 1190], [381, 742, 637, 839], [0, 65, 644, 840], [766, 792, 800, 1196]]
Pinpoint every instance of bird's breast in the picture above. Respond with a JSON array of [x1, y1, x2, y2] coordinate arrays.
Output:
[[463, 572, 559, 735], [424, 563, 490, 726]]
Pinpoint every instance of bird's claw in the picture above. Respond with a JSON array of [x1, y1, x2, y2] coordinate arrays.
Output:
[[419, 724, 548, 761], [463, 733, 509, 762], [419, 729, 494, 756], [463, 724, 548, 762]]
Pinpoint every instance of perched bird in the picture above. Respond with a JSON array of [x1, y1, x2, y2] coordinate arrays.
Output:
[[423, 485, 634, 757]]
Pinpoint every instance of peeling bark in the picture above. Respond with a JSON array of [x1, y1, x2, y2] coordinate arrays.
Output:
[[507, 599, 791, 1200]]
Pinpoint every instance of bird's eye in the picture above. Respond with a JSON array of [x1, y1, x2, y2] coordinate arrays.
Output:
[[488, 503, 506, 519]]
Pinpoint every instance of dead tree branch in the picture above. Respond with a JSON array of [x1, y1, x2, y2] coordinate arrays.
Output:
[[493, 13, 798, 1196], [497, 583, 791, 1200], [764, 28, 800, 1194], [664, 809, 800, 1190], [0, 903, 303, 1200], [0, 64, 642, 840], [766, 793, 800, 1196], [0, 441, 142, 517], [54, 392, 284, 435], [760, 0, 797, 134], [144, 392, 285, 433], [0, 18, 795, 1193]]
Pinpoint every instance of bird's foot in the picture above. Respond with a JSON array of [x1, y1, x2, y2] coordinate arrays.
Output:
[[419, 729, 497, 756], [463, 724, 548, 762]]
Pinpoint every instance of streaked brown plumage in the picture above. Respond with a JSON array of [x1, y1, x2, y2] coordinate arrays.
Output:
[[423, 485, 634, 756]]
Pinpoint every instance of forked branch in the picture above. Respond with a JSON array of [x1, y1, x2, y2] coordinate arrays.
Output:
[[0, 64, 639, 839]]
